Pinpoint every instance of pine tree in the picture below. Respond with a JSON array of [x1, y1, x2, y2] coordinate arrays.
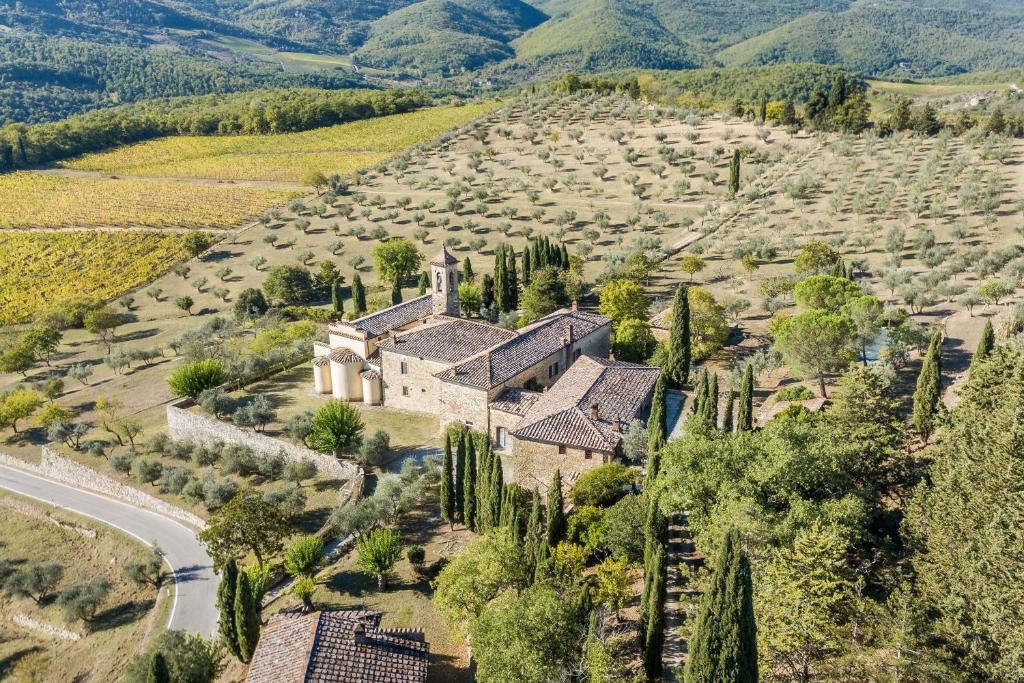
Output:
[[547, 470, 566, 548], [971, 319, 995, 371], [664, 285, 691, 388], [738, 364, 754, 431], [455, 430, 467, 522], [648, 373, 667, 455], [331, 278, 344, 316], [217, 558, 241, 659], [463, 435, 477, 531], [147, 652, 171, 683], [352, 273, 367, 314], [723, 392, 735, 433], [685, 528, 758, 683], [418, 270, 429, 295], [912, 328, 943, 442], [235, 570, 260, 663], [728, 149, 741, 195], [440, 432, 455, 530]]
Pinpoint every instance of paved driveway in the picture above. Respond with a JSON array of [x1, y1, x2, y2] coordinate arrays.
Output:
[[0, 464, 219, 636]]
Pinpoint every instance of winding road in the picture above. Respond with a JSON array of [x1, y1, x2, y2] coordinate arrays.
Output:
[[0, 464, 219, 636]]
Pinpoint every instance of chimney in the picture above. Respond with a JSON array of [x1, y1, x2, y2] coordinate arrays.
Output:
[[590, 404, 599, 420], [354, 623, 366, 645], [571, 299, 578, 312]]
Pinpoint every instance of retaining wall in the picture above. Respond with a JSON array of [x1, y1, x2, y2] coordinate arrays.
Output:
[[166, 401, 359, 481], [0, 447, 205, 529]]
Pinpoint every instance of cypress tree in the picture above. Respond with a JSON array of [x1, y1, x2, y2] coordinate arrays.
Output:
[[522, 248, 532, 286], [494, 245, 507, 312], [532, 239, 543, 269], [463, 256, 474, 283], [912, 328, 943, 442], [533, 533, 553, 584], [418, 270, 429, 295], [352, 273, 367, 314], [390, 281, 402, 305], [489, 452, 503, 528], [526, 488, 544, 570], [217, 558, 241, 659], [440, 432, 455, 530], [235, 570, 260, 663], [455, 430, 466, 522], [546, 470, 566, 548], [147, 652, 171, 683], [693, 369, 709, 416], [971, 319, 995, 371], [648, 373, 667, 455], [685, 528, 758, 683], [481, 273, 495, 308], [643, 545, 666, 681], [723, 392, 735, 433], [728, 149, 741, 195], [738, 364, 754, 431], [507, 247, 519, 308], [560, 243, 570, 270], [463, 435, 477, 531], [664, 285, 691, 388], [331, 278, 344, 316], [476, 437, 491, 531], [705, 372, 719, 427], [758, 96, 767, 123]]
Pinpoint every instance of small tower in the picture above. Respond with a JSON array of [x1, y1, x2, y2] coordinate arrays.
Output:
[[430, 246, 460, 316]]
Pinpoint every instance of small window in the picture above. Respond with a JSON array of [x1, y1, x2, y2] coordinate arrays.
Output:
[[558, 445, 566, 455], [553, 361, 560, 375], [496, 426, 507, 448], [400, 361, 408, 375], [402, 386, 409, 397], [584, 450, 592, 459], [574, 349, 582, 360]]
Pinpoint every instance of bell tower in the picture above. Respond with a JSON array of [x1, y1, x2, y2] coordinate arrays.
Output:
[[430, 246, 460, 316]]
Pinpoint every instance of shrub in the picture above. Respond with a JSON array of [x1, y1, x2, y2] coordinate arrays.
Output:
[[197, 387, 233, 418], [146, 432, 172, 454], [158, 466, 193, 494], [777, 385, 814, 402], [131, 457, 163, 485], [202, 479, 239, 511], [263, 488, 307, 518], [257, 453, 285, 480], [358, 429, 391, 466], [603, 494, 646, 562], [284, 535, 325, 577], [567, 506, 608, 554], [110, 450, 136, 473], [221, 444, 258, 476], [407, 545, 426, 566], [284, 459, 318, 486], [167, 360, 228, 399], [570, 463, 635, 508], [123, 630, 224, 683]]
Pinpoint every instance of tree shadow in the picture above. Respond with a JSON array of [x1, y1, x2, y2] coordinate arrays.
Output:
[[324, 569, 375, 598], [0, 646, 44, 678], [91, 598, 156, 631]]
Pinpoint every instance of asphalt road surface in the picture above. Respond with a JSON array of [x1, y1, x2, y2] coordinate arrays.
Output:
[[0, 464, 219, 636]]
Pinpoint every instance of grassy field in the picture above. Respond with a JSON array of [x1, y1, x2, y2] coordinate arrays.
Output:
[[867, 79, 1011, 98], [0, 492, 170, 682], [0, 172, 295, 230], [58, 102, 502, 183]]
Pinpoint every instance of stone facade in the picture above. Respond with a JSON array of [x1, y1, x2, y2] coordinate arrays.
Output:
[[166, 401, 358, 481], [379, 352, 448, 414], [510, 439, 613, 493]]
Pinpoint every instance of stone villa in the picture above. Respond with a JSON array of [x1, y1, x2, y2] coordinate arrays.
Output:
[[313, 247, 660, 490]]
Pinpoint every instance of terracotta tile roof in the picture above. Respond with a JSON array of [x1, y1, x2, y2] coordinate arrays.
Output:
[[335, 295, 434, 339], [313, 356, 331, 367], [512, 356, 660, 452], [378, 317, 517, 364], [436, 309, 611, 389], [490, 387, 543, 416], [328, 348, 363, 364], [360, 369, 382, 380], [430, 246, 458, 266], [246, 610, 428, 683]]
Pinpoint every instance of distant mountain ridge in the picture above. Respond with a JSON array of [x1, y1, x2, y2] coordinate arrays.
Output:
[[2, 0, 1024, 122]]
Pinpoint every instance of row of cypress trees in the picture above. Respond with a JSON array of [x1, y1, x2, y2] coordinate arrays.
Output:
[[439, 427, 521, 535], [216, 558, 262, 664], [493, 243, 520, 313], [640, 491, 668, 680], [688, 366, 754, 433]]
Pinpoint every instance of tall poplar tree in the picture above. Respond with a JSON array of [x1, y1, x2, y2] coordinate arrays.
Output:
[[547, 470, 566, 548], [971, 319, 995, 371], [664, 285, 691, 388], [235, 570, 260, 663], [912, 328, 943, 442], [685, 527, 758, 683], [738, 364, 754, 431], [440, 432, 455, 530], [463, 435, 477, 531], [455, 430, 467, 522], [217, 558, 241, 659], [648, 373, 667, 455]]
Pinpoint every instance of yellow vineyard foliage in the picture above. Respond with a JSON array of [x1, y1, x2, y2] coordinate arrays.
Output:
[[0, 173, 296, 230], [59, 102, 502, 182], [0, 231, 186, 323]]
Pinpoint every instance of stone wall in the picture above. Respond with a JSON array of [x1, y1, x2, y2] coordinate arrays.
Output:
[[166, 401, 359, 481], [0, 448, 206, 529], [380, 351, 447, 414], [439, 381, 490, 432], [509, 438, 612, 493]]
